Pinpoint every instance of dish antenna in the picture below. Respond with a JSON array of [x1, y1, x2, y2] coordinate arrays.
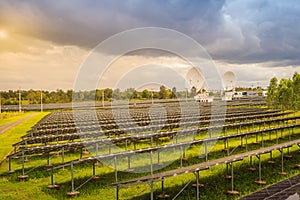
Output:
[[222, 71, 236, 90], [136, 83, 161, 92], [186, 67, 206, 90], [136, 83, 162, 104]]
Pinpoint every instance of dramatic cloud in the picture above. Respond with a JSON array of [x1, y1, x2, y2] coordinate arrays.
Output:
[[214, 0, 300, 64], [0, 0, 225, 49], [0, 0, 300, 90]]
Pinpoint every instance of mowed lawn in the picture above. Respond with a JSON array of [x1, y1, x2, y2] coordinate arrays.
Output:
[[0, 112, 50, 162], [0, 112, 33, 126], [0, 110, 300, 200]]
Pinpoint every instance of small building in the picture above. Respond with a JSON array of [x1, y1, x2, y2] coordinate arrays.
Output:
[[222, 91, 233, 101], [247, 91, 258, 97], [233, 91, 243, 98], [194, 92, 214, 103], [222, 95, 232, 101], [262, 91, 267, 97]]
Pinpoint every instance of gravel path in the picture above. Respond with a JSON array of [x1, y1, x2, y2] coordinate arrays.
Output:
[[0, 113, 38, 135]]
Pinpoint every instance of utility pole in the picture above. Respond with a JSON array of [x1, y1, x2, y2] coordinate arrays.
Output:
[[102, 90, 104, 108], [185, 88, 188, 102], [40, 90, 43, 112], [18, 87, 22, 112], [151, 91, 154, 104]]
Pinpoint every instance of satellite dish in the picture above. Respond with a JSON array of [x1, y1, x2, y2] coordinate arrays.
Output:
[[222, 71, 236, 90], [136, 83, 161, 92], [186, 67, 205, 90]]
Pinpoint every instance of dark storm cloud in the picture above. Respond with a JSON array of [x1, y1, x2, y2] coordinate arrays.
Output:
[[0, 0, 225, 47], [1, 0, 300, 66], [214, 0, 300, 65]]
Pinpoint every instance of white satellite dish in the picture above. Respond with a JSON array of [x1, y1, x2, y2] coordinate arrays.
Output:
[[186, 67, 205, 90], [222, 71, 236, 90], [136, 83, 161, 92]]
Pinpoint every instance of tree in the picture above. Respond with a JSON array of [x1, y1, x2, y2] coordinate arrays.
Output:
[[112, 89, 121, 100], [171, 87, 177, 99], [95, 89, 103, 101], [266, 77, 278, 108], [266, 73, 300, 110], [26, 90, 39, 104], [66, 90, 73, 102], [191, 86, 197, 97], [141, 89, 150, 99], [293, 72, 300, 110], [131, 90, 139, 99], [104, 88, 113, 100], [277, 79, 293, 109], [121, 88, 135, 100], [159, 85, 167, 99]]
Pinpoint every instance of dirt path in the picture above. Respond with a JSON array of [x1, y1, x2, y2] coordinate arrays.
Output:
[[0, 113, 38, 135]]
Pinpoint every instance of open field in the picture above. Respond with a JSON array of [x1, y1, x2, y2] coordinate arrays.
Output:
[[1, 2, 300, 199], [0, 112, 34, 126], [0, 101, 299, 200], [0, 112, 50, 160]]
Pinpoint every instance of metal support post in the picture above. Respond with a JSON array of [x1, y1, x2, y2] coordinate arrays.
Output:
[[93, 162, 96, 176], [157, 151, 161, 165], [150, 151, 153, 174], [114, 156, 118, 182], [231, 163, 234, 191], [47, 154, 50, 166], [196, 170, 200, 200], [226, 139, 229, 156], [8, 156, 14, 173], [47, 167, 60, 189], [258, 155, 261, 181], [116, 186, 119, 200], [150, 180, 154, 200], [255, 154, 266, 185], [21, 150, 26, 175], [180, 146, 183, 167], [71, 162, 75, 191], [205, 142, 208, 161]]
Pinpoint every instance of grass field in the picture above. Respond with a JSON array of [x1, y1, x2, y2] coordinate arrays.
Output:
[[0, 110, 299, 200], [0, 112, 50, 163], [0, 112, 34, 126]]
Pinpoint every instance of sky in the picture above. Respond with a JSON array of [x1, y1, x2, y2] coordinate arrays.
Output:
[[0, 0, 300, 91]]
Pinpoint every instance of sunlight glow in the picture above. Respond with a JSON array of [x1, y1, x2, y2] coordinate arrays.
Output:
[[0, 30, 7, 39]]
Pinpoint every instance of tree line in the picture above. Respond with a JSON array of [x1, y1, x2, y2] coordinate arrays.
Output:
[[0, 86, 199, 105], [266, 72, 300, 110]]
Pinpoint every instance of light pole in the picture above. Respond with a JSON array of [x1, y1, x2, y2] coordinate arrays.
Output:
[[40, 90, 43, 112], [185, 88, 188, 102], [18, 87, 22, 112], [102, 90, 104, 108], [151, 91, 154, 104]]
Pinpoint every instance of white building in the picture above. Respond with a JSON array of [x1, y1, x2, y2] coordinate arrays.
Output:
[[262, 91, 267, 97], [222, 91, 233, 101], [194, 92, 214, 103], [233, 91, 244, 98], [247, 91, 258, 97]]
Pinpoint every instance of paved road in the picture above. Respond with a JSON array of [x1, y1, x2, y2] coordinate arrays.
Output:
[[0, 113, 38, 134]]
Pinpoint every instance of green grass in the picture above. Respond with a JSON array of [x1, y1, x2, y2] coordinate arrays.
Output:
[[0, 112, 34, 126], [0, 112, 50, 161], [0, 110, 299, 200], [2, 129, 299, 200]]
